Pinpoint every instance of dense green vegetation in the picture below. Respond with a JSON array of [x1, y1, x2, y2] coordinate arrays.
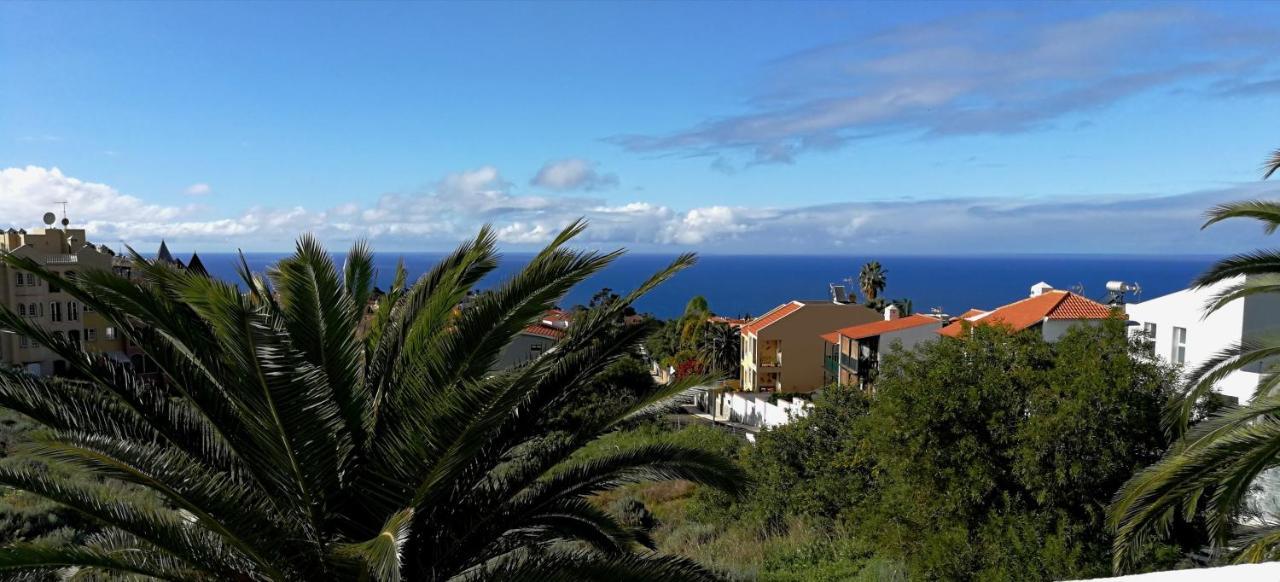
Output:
[[614, 320, 1197, 580], [0, 223, 744, 580]]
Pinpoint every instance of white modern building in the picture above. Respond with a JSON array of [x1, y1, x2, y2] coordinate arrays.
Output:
[[1125, 275, 1280, 403]]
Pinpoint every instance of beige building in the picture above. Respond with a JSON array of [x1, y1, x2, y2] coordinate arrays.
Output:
[[0, 217, 134, 376], [739, 299, 879, 393]]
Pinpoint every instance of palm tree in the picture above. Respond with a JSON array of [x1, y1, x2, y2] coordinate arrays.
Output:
[[696, 323, 740, 380], [0, 222, 743, 581], [858, 261, 887, 303], [1110, 156, 1280, 570], [677, 296, 711, 350]]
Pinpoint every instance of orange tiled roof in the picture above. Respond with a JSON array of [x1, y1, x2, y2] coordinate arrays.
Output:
[[543, 309, 572, 323], [820, 331, 839, 344], [937, 290, 1113, 338], [741, 301, 804, 335], [958, 308, 986, 319], [829, 314, 941, 341], [521, 324, 566, 340]]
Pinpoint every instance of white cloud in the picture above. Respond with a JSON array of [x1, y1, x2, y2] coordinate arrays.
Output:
[[3, 165, 1277, 254], [185, 183, 212, 196], [610, 8, 1278, 168], [531, 158, 619, 192]]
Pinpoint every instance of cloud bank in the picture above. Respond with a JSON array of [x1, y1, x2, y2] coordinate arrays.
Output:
[[1, 165, 1276, 254], [610, 8, 1278, 168], [531, 158, 618, 192]]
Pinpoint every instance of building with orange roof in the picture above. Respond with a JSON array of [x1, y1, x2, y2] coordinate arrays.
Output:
[[936, 283, 1117, 342], [820, 305, 945, 389], [493, 322, 566, 371], [740, 298, 878, 393]]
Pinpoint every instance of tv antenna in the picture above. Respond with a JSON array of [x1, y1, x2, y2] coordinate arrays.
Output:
[[55, 201, 69, 227]]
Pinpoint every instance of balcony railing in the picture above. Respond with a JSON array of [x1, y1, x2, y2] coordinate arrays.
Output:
[[823, 355, 838, 374]]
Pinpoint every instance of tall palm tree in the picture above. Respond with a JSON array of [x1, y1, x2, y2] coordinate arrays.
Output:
[[1110, 156, 1280, 570], [858, 261, 887, 303], [677, 296, 711, 350], [696, 323, 740, 380], [0, 222, 743, 581]]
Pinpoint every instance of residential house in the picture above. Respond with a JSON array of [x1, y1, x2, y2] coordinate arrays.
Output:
[[493, 310, 571, 371], [1126, 275, 1280, 403], [821, 305, 944, 389], [937, 283, 1116, 341], [740, 298, 879, 393]]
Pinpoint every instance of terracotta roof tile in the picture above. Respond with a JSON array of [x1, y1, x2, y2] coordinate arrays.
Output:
[[829, 314, 941, 341], [819, 331, 839, 344], [741, 301, 804, 335], [937, 291, 1114, 338], [521, 324, 566, 340]]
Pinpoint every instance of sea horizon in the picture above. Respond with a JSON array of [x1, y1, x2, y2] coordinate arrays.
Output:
[[183, 251, 1222, 319]]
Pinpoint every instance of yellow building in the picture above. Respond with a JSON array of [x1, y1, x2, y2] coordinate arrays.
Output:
[[0, 215, 134, 375], [739, 298, 879, 393]]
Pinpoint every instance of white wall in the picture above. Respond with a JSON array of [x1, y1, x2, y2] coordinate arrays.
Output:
[[493, 333, 554, 371], [1125, 276, 1256, 402], [712, 391, 814, 430], [1041, 319, 1105, 343]]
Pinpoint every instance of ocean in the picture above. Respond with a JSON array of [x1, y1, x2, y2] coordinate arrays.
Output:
[[188, 252, 1221, 319]]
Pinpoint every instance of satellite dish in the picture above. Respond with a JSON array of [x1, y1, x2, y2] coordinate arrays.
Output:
[[42, 212, 55, 226]]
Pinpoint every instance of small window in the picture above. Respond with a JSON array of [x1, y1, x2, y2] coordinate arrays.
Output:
[[1172, 327, 1187, 365], [49, 302, 61, 322], [104, 327, 116, 340], [1141, 322, 1157, 354], [85, 328, 96, 342], [19, 336, 28, 348], [67, 302, 79, 322], [17, 304, 25, 317], [25, 273, 35, 286], [14, 273, 22, 287], [32, 303, 40, 317]]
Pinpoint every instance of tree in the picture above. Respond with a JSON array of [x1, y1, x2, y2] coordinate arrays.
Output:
[[726, 321, 1178, 581], [677, 296, 711, 350], [1111, 152, 1280, 569], [696, 322, 740, 380], [0, 222, 743, 581], [858, 261, 887, 303]]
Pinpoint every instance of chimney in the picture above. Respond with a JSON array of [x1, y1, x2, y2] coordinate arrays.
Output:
[[884, 304, 900, 321], [1030, 281, 1054, 297]]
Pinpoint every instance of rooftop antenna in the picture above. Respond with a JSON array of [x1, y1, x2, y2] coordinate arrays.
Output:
[[1070, 282, 1085, 295], [56, 201, 69, 226]]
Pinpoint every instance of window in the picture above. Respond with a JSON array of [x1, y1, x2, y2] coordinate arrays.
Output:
[[1172, 327, 1187, 365], [14, 273, 23, 287], [19, 336, 28, 348], [31, 303, 40, 317], [25, 273, 35, 286], [49, 302, 61, 322], [104, 327, 117, 340], [67, 302, 79, 321], [85, 328, 96, 342], [1141, 322, 1157, 354], [17, 304, 25, 317], [52, 331, 63, 340], [68, 330, 80, 349]]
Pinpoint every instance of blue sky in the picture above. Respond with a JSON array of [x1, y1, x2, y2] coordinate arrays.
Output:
[[3, 1, 1280, 253]]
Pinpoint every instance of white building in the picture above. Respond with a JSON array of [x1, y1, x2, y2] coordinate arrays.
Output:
[[1125, 275, 1280, 403]]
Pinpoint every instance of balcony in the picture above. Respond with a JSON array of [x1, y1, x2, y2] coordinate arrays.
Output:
[[823, 355, 838, 374]]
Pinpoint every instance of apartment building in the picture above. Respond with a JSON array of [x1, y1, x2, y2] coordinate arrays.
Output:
[[0, 217, 134, 375], [740, 298, 879, 393]]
